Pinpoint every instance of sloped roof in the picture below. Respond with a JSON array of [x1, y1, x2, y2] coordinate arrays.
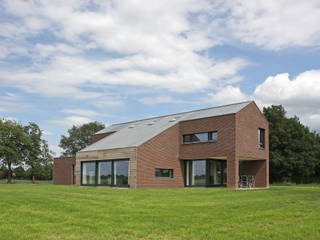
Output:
[[80, 101, 252, 152]]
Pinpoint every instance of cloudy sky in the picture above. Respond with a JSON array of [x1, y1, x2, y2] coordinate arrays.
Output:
[[1, 0, 320, 156]]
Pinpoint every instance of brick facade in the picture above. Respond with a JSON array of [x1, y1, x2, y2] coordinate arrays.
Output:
[[137, 124, 184, 188], [53, 157, 76, 185], [55, 102, 269, 189], [236, 102, 269, 188]]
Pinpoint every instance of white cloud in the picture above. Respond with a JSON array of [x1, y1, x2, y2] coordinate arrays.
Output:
[[0, 0, 249, 98], [206, 85, 250, 105], [61, 109, 101, 117], [253, 70, 320, 131], [205, 69, 320, 131], [254, 70, 320, 109], [139, 96, 184, 105], [0, 98, 32, 113], [49, 144, 63, 157], [42, 130, 52, 136], [222, 0, 320, 50], [50, 115, 93, 127]]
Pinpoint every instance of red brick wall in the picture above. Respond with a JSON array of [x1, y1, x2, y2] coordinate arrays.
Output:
[[236, 102, 269, 188], [53, 157, 76, 185], [179, 114, 236, 159], [179, 114, 238, 188], [136, 124, 184, 188], [91, 132, 115, 144], [240, 160, 268, 188], [236, 102, 269, 159]]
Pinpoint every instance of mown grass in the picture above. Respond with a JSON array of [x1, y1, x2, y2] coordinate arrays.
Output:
[[0, 184, 319, 240], [0, 179, 52, 184]]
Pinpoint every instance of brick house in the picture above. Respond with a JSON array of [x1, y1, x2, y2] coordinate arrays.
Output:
[[53, 101, 269, 189]]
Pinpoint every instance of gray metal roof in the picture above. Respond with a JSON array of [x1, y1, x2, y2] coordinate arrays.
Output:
[[80, 101, 252, 152]]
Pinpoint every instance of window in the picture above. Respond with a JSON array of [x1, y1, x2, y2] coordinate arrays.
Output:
[[114, 160, 130, 185], [155, 168, 174, 178], [81, 162, 96, 185], [98, 161, 112, 185], [191, 160, 206, 185], [183, 131, 218, 144], [185, 160, 227, 187], [81, 160, 130, 186], [258, 128, 265, 149]]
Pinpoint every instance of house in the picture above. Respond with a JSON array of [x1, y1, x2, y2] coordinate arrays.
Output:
[[53, 101, 269, 189]]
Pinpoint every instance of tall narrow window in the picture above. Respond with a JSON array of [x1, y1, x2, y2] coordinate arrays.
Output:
[[258, 128, 265, 149], [81, 162, 96, 185], [98, 161, 112, 185], [114, 160, 130, 186]]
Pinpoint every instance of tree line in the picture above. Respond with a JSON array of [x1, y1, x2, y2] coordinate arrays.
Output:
[[263, 105, 320, 183]]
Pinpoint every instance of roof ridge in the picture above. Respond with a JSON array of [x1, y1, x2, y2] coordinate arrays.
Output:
[[107, 100, 252, 127]]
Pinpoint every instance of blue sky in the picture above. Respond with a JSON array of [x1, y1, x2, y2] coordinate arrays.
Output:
[[0, 0, 320, 156]]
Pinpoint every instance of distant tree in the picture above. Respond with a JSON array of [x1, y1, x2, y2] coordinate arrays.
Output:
[[263, 105, 320, 183], [0, 119, 31, 183], [59, 122, 105, 156], [0, 120, 54, 183]]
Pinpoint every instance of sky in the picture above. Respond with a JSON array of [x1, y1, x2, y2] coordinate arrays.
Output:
[[0, 0, 320, 156]]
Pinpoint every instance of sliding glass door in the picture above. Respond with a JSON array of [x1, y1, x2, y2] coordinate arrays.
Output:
[[191, 160, 206, 186], [82, 162, 96, 185], [185, 160, 226, 187], [114, 160, 129, 186], [98, 161, 112, 185], [81, 159, 130, 187]]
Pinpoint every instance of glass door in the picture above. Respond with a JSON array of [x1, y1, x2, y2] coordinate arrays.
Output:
[[185, 160, 227, 187], [114, 160, 130, 186]]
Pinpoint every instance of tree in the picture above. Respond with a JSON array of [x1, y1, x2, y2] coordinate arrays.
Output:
[[24, 122, 42, 179], [0, 120, 54, 183], [0, 165, 8, 179], [0, 119, 31, 183], [59, 122, 105, 156], [263, 105, 320, 183]]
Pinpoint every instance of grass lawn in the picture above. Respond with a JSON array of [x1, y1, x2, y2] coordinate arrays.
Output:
[[0, 184, 319, 240]]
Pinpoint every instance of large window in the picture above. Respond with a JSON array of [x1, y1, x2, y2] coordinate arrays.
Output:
[[258, 128, 265, 149], [98, 161, 112, 185], [82, 162, 96, 185], [81, 160, 130, 186], [155, 169, 174, 178], [183, 131, 218, 144], [192, 160, 206, 185], [185, 160, 226, 187], [114, 160, 130, 185]]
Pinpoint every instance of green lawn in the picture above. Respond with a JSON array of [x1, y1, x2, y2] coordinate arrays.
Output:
[[0, 184, 319, 240]]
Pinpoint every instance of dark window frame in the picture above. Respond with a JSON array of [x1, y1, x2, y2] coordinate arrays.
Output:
[[258, 128, 265, 149], [155, 168, 174, 179], [184, 159, 226, 188], [81, 159, 130, 187], [183, 131, 218, 144], [80, 161, 97, 186]]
